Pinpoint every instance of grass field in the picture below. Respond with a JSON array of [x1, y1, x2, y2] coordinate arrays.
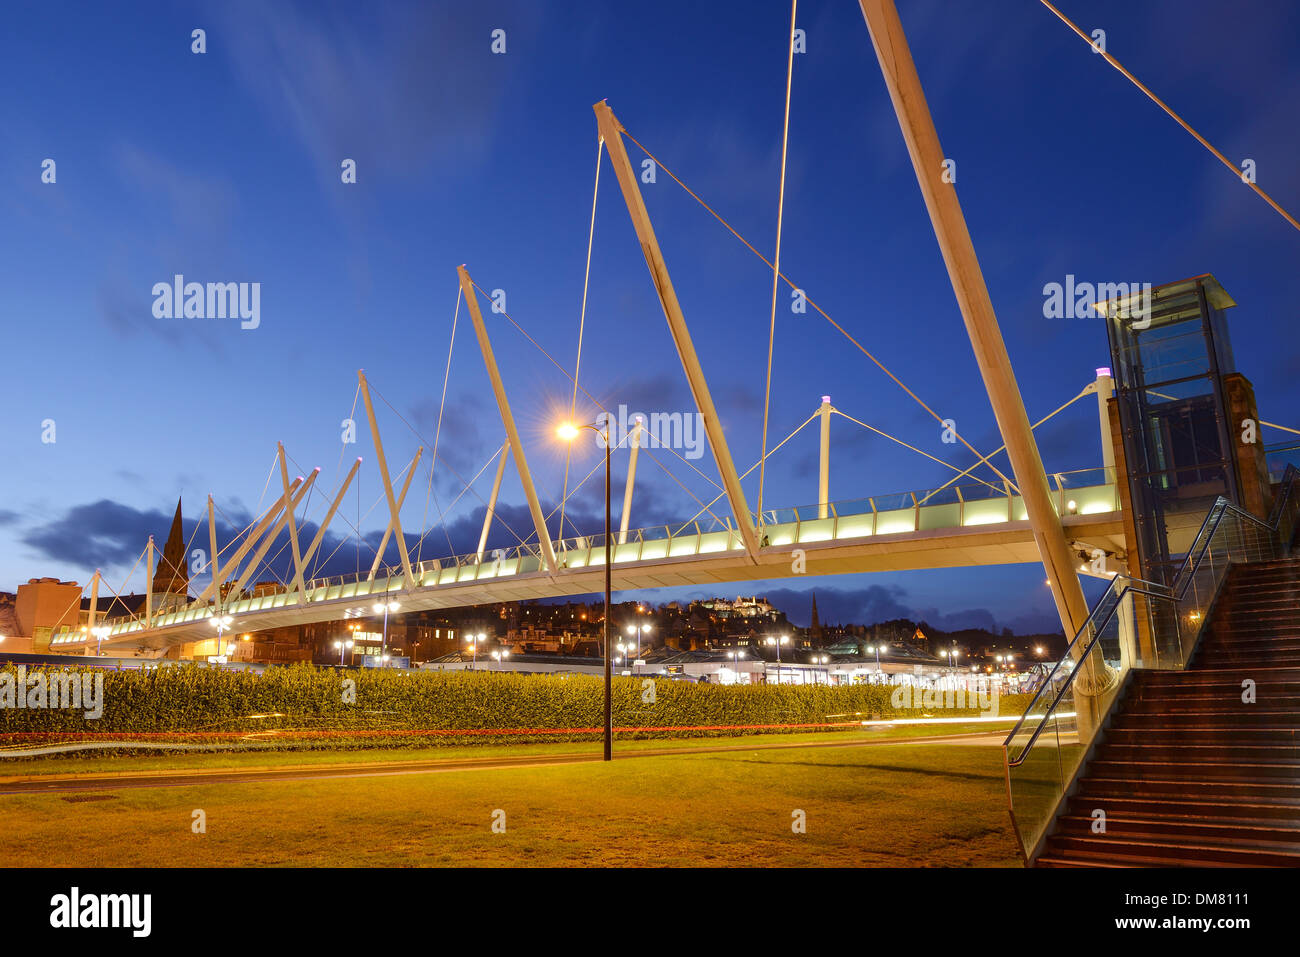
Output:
[[0, 719, 1016, 779], [0, 736, 1021, 867]]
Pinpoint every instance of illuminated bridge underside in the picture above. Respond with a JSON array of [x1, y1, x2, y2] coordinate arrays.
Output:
[[70, 480, 1126, 653]]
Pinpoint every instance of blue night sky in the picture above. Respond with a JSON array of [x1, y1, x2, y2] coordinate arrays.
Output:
[[2, 0, 1297, 634]]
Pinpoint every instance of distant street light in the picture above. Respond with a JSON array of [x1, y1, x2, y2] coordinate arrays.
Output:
[[92, 625, 110, 658], [868, 642, 887, 678], [372, 600, 400, 664], [333, 638, 354, 666], [209, 615, 234, 662], [765, 634, 790, 683], [726, 648, 746, 685], [626, 621, 652, 675], [466, 632, 486, 670]]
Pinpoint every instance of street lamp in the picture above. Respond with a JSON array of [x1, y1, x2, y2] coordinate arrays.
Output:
[[333, 638, 354, 666], [372, 600, 400, 664], [466, 632, 486, 670], [92, 625, 110, 658], [765, 634, 790, 683], [810, 653, 829, 684], [490, 649, 509, 668], [726, 649, 746, 685], [209, 615, 234, 662], [558, 419, 614, 762], [626, 622, 651, 675]]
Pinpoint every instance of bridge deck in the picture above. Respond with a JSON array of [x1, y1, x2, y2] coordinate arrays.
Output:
[[53, 474, 1124, 653]]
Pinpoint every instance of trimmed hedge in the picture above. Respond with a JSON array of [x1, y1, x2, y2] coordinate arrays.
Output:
[[0, 663, 1030, 750]]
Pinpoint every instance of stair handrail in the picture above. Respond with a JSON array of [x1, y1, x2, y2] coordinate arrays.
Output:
[[1003, 575, 1167, 767], [1005, 463, 1300, 768]]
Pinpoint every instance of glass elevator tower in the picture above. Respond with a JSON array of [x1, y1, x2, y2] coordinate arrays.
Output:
[[1103, 275, 1240, 585]]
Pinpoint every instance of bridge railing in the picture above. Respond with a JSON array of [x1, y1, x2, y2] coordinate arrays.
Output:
[[1002, 464, 1300, 863], [53, 466, 1120, 644]]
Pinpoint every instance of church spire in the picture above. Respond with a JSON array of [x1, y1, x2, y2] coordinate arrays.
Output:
[[153, 497, 189, 597], [810, 591, 823, 644]]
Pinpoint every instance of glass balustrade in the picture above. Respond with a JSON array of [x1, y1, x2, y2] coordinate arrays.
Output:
[[1003, 464, 1299, 862]]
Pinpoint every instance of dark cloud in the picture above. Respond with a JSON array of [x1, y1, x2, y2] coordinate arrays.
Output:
[[22, 499, 177, 568]]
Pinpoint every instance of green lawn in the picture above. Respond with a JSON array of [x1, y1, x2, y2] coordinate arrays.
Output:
[[0, 738, 1021, 867], [0, 720, 1015, 779]]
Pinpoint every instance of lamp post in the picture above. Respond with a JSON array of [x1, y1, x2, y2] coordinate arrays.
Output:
[[209, 615, 234, 662], [626, 622, 651, 675], [810, 653, 828, 684], [372, 600, 400, 665], [334, 638, 354, 666], [559, 419, 614, 762], [466, 633, 486, 670], [92, 625, 110, 658], [726, 649, 746, 685], [490, 648, 509, 670], [765, 634, 789, 683]]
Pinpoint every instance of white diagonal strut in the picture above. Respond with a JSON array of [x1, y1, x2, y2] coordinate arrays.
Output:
[[228, 472, 319, 600], [277, 443, 310, 603], [291, 455, 362, 600], [458, 265, 558, 574], [195, 483, 298, 605], [594, 100, 760, 560], [367, 448, 425, 582], [477, 440, 511, 560], [358, 370, 417, 589]]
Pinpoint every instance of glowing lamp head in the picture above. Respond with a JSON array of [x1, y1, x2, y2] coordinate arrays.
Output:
[[557, 423, 581, 441]]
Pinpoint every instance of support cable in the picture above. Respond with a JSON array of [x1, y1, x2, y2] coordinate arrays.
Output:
[[559, 136, 606, 543], [758, 0, 799, 527], [1040, 0, 1300, 234], [619, 127, 1018, 490], [917, 387, 1091, 505]]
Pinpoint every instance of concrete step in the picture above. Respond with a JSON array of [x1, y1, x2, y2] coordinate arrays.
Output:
[[1111, 710, 1300, 729], [1077, 775, 1300, 804], [1096, 742, 1300, 764], [1039, 835, 1297, 867], [1054, 813, 1300, 848], [1066, 793, 1300, 824], [1129, 675, 1300, 694], [1087, 758, 1300, 780], [1190, 639, 1300, 655], [1122, 693, 1300, 711], [1136, 665, 1300, 683], [1104, 726, 1300, 746]]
